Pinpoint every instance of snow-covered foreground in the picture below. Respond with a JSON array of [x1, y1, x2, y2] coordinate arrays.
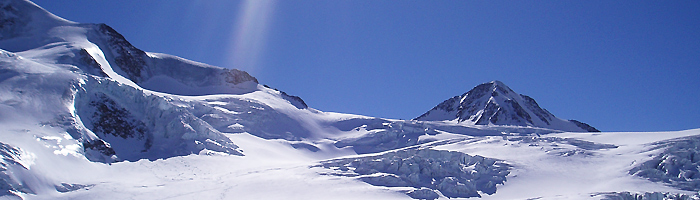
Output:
[[2, 0, 700, 199], [4, 115, 700, 200]]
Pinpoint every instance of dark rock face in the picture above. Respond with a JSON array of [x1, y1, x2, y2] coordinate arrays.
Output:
[[569, 120, 600, 132], [82, 139, 116, 158], [407, 188, 439, 200], [88, 93, 152, 152], [262, 85, 307, 109], [318, 148, 511, 199], [223, 68, 258, 85], [520, 94, 553, 125], [77, 49, 107, 77], [280, 91, 307, 109], [96, 24, 148, 82]]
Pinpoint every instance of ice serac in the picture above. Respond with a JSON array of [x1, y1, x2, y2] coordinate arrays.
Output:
[[319, 148, 511, 199], [415, 80, 600, 132], [629, 135, 700, 191]]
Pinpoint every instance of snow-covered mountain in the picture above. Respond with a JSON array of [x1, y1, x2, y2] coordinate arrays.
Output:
[[416, 80, 600, 132], [1, 0, 699, 199]]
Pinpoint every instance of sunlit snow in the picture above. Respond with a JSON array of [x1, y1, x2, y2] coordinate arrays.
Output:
[[1, 0, 699, 200]]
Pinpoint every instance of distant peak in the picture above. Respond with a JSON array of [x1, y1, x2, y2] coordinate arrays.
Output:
[[415, 80, 599, 132]]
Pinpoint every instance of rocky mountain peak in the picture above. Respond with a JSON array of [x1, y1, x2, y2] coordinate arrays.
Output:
[[415, 80, 599, 132]]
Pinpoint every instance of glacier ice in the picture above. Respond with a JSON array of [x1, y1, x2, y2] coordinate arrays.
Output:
[[630, 135, 700, 191], [596, 192, 700, 200], [318, 148, 510, 199], [73, 76, 245, 161]]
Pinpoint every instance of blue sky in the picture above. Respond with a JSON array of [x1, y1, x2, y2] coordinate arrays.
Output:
[[32, 0, 699, 132]]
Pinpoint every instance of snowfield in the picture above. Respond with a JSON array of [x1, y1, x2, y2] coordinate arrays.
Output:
[[1, 0, 699, 199]]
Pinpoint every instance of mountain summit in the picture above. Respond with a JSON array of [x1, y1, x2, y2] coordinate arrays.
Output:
[[415, 81, 599, 132]]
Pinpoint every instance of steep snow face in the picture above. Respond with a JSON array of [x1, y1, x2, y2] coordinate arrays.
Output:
[[0, 0, 258, 97], [415, 80, 599, 132], [87, 23, 259, 95]]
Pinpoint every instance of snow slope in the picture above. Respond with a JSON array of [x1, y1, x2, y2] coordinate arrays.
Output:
[[0, 0, 699, 199]]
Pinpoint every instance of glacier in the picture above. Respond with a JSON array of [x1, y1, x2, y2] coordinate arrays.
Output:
[[0, 0, 699, 199]]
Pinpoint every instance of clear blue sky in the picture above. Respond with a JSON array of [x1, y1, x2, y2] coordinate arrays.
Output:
[[31, 0, 699, 132]]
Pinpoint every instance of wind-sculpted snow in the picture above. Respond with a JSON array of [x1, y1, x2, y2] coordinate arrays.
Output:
[[138, 53, 259, 95], [318, 148, 511, 199], [332, 119, 564, 154], [0, 142, 33, 197], [332, 120, 473, 154], [334, 121, 441, 154], [630, 135, 700, 191], [193, 98, 313, 140], [508, 136, 617, 150], [508, 136, 618, 156]]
